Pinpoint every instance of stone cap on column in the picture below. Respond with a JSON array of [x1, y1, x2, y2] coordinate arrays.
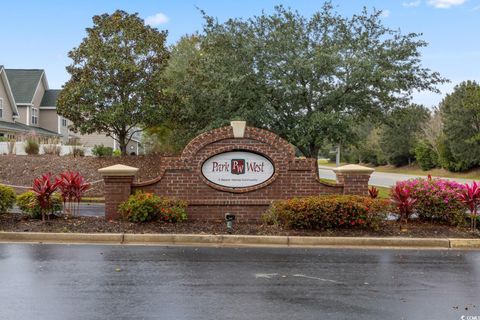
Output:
[[333, 164, 375, 174], [231, 120, 246, 138], [98, 164, 139, 176]]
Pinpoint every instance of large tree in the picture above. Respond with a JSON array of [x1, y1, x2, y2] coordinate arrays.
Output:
[[57, 10, 169, 155], [439, 80, 480, 171], [160, 3, 445, 157]]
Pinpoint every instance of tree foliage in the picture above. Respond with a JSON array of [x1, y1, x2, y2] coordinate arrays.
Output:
[[354, 126, 387, 166], [380, 104, 429, 166], [414, 141, 438, 170], [420, 109, 443, 156], [57, 10, 169, 155], [439, 80, 480, 171], [160, 4, 445, 157]]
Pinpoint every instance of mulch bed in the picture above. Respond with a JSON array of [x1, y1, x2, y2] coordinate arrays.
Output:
[[1, 213, 479, 238], [0, 154, 171, 196]]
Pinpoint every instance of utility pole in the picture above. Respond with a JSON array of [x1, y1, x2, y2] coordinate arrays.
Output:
[[336, 144, 341, 167]]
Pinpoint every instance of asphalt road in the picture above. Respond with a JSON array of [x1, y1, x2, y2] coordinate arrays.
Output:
[[11, 202, 105, 217], [0, 244, 479, 320], [319, 166, 475, 187]]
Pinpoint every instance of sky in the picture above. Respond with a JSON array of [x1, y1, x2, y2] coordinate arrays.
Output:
[[1, 0, 479, 108]]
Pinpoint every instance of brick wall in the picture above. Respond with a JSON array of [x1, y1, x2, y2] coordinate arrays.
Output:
[[103, 175, 135, 220], [101, 124, 373, 221]]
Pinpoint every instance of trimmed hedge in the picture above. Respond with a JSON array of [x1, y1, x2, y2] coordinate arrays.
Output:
[[264, 195, 389, 230], [119, 191, 187, 223], [0, 185, 16, 213]]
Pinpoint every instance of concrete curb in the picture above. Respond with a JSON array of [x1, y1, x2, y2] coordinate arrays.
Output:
[[0, 232, 479, 249], [0, 232, 122, 244], [287, 236, 450, 248], [449, 239, 480, 249]]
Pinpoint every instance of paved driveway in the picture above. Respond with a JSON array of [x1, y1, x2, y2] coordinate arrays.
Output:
[[319, 166, 475, 187], [0, 244, 479, 320]]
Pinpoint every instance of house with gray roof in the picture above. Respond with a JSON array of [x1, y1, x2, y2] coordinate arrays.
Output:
[[0, 67, 74, 143], [0, 66, 142, 154], [0, 65, 19, 140]]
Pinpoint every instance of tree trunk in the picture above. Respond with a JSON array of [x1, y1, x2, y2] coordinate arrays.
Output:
[[119, 142, 127, 156], [118, 133, 128, 156]]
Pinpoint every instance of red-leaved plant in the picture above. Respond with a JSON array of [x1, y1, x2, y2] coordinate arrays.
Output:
[[56, 171, 90, 216], [32, 173, 62, 221], [458, 181, 480, 232], [368, 186, 379, 199], [391, 183, 417, 227]]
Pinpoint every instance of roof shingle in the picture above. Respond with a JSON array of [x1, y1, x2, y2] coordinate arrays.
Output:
[[40, 89, 61, 107], [4, 69, 44, 104]]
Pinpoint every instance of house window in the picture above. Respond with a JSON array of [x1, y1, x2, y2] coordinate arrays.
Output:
[[0, 98, 3, 118], [62, 117, 67, 127], [31, 107, 38, 125]]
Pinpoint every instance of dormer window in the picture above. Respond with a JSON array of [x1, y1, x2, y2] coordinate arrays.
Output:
[[31, 107, 38, 125]]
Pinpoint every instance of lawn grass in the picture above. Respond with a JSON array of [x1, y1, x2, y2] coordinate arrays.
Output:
[[317, 159, 347, 167], [374, 186, 390, 199], [81, 197, 105, 203], [319, 177, 391, 199]]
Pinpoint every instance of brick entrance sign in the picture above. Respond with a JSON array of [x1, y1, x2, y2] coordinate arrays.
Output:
[[99, 121, 374, 221]]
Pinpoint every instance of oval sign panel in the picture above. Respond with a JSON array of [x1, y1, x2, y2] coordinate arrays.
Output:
[[202, 151, 275, 188]]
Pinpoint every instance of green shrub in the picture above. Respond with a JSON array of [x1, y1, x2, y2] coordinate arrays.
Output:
[[16, 191, 63, 219], [113, 149, 121, 157], [0, 185, 16, 213], [414, 142, 438, 171], [92, 144, 113, 157], [264, 195, 388, 230], [118, 191, 187, 223], [25, 138, 39, 155]]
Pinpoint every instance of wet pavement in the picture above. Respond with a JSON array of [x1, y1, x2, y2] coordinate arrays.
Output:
[[11, 202, 105, 217], [0, 244, 479, 320]]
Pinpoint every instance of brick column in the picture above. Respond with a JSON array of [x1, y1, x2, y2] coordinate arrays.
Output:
[[98, 164, 139, 220], [333, 164, 374, 196]]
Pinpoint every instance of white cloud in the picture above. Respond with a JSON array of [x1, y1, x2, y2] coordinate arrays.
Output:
[[380, 9, 390, 17], [145, 13, 169, 26], [427, 0, 466, 8], [402, 0, 421, 8]]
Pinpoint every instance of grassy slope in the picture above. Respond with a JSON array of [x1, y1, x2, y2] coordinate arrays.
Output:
[[318, 160, 480, 180], [373, 165, 480, 180]]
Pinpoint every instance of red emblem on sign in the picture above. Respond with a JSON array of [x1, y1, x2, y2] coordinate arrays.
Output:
[[231, 159, 245, 175]]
